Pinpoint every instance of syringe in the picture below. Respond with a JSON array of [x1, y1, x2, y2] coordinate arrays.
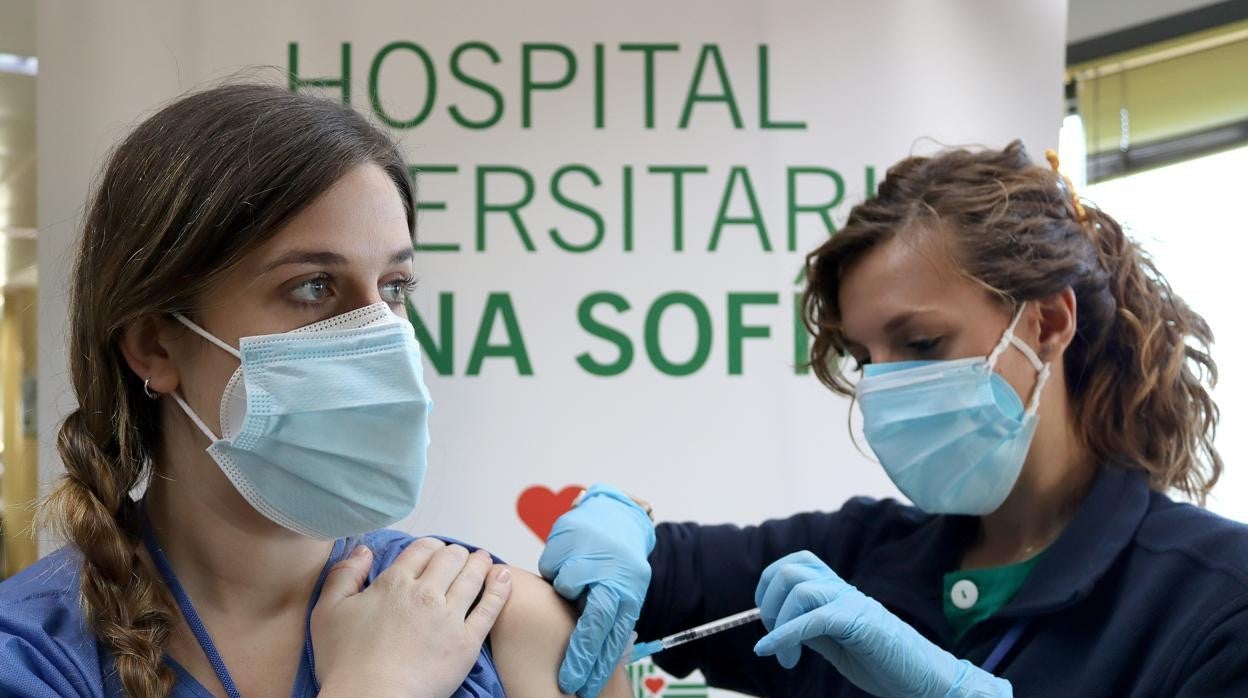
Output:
[[629, 608, 762, 663]]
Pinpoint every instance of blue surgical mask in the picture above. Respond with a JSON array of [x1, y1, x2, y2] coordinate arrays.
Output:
[[855, 304, 1050, 516], [170, 303, 432, 539]]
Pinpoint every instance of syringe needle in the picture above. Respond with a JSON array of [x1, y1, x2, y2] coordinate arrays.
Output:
[[629, 608, 763, 663]]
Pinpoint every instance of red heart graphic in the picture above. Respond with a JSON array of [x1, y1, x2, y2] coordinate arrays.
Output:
[[517, 485, 584, 541], [643, 676, 667, 695]]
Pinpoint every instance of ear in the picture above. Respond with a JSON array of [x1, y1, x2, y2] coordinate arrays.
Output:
[[1032, 288, 1077, 361], [118, 315, 183, 396]]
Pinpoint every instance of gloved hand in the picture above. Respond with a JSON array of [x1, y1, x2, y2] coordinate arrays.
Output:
[[754, 551, 1012, 698], [539, 484, 657, 697]]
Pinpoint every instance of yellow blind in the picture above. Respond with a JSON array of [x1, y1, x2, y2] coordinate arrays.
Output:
[[1069, 20, 1248, 156]]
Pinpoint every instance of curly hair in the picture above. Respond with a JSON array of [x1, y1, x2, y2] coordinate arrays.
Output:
[[802, 140, 1220, 502]]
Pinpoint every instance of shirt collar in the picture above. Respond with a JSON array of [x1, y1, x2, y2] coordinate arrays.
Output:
[[853, 509, 973, 642], [855, 464, 1151, 634], [999, 464, 1150, 616]]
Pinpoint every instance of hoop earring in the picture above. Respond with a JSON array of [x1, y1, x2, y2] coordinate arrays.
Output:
[[143, 377, 157, 399]]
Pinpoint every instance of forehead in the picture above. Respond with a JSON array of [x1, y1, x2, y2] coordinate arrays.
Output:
[[252, 163, 410, 260], [837, 226, 989, 340]]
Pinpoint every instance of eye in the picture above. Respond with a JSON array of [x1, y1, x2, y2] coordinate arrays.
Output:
[[290, 275, 333, 305], [906, 337, 942, 355], [381, 275, 418, 304]]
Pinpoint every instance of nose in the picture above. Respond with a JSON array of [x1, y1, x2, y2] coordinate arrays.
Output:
[[340, 276, 392, 312]]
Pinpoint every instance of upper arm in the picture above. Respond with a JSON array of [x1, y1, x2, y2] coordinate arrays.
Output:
[[1172, 602, 1248, 696], [489, 566, 631, 698], [0, 631, 96, 698]]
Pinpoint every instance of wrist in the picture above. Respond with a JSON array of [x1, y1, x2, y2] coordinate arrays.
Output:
[[577, 484, 658, 554], [576, 483, 656, 522]]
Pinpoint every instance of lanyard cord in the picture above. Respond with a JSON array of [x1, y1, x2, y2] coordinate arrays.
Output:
[[142, 523, 244, 698], [981, 618, 1032, 674]]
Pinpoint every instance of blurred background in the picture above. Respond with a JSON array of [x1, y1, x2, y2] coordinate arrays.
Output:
[[0, 0, 37, 578]]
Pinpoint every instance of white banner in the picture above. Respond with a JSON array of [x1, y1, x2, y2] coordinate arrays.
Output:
[[37, 2, 1066, 694]]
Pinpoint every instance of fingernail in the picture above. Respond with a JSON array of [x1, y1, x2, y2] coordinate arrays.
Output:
[[497, 568, 512, 584], [350, 545, 370, 560]]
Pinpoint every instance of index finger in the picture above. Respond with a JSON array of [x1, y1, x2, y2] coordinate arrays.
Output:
[[755, 551, 827, 608], [380, 537, 446, 582], [755, 606, 830, 657]]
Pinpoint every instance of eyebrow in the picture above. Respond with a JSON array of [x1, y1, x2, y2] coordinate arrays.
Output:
[[260, 247, 414, 274], [882, 309, 939, 336], [841, 308, 940, 349]]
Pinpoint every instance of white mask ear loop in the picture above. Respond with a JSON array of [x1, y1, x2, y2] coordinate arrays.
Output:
[[173, 313, 242, 360], [168, 313, 239, 443], [1024, 364, 1053, 418], [170, 391, 223, 443], [985, 303, 1052, 418]]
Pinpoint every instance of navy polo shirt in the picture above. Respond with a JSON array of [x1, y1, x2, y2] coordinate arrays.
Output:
[[637, 465, 1248, 696]]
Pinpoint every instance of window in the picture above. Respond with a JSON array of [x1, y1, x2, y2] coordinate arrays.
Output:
[[1083, 145, 1248, 520]]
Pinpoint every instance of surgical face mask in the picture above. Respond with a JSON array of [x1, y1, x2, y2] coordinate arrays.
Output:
[[854, 304, 1051, 516], [169, 302, 432, 539]]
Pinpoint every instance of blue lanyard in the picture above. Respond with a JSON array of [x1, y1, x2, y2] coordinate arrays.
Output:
[[981, 618, 1031, 674], [142, 524, 244, 698], [141, 523, 346, 698]]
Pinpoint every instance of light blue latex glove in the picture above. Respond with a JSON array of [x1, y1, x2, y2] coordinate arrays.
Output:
[[754, 551, 1012, 698], [539, 484, 656, 697]]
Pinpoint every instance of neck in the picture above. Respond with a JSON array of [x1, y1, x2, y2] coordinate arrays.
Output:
[[965, 407, 1099, 568], [144, 466, 335, 618]]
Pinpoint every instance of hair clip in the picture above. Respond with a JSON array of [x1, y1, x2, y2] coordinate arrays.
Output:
[[1044, 149, 1089, 223]]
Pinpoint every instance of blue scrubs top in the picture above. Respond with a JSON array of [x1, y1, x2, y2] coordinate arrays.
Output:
[[0, 529, 506, 697], [638, 465, 1248, 696]]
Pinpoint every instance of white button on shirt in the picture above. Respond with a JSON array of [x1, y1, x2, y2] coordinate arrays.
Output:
[[951, 579, 979, 609]]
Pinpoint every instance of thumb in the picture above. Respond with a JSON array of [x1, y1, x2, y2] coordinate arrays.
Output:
[[548, 557, 603, 601], [319, 545, 373, 607]]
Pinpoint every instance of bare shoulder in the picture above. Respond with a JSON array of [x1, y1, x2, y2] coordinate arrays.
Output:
[[490, 566, 578, 661], [489, 566, 631, 697]]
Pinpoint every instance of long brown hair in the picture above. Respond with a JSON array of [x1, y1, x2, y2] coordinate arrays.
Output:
[[42, 83, 414, 696], [803, 140, 1220, 502]]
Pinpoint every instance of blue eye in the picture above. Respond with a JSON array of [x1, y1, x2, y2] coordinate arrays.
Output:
[[382, 275, 418, 304], [291, 277, 332, 304]]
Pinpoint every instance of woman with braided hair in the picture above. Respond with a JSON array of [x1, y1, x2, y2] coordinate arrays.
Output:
[[0, 84, 630, 698]]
